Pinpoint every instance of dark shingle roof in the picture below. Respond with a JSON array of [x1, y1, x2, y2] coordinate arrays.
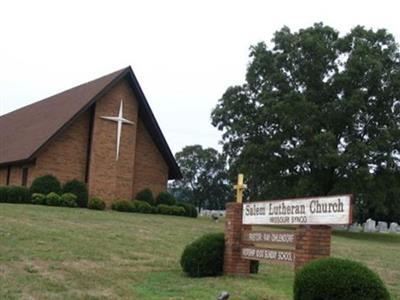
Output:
[[0, 67, 181, 179]]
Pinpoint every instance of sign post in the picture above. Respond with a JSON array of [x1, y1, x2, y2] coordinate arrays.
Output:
[[224, 174, 353, 275], [223, 174, 251, 275]]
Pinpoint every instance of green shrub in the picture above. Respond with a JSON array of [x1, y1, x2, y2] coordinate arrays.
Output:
[[177, 202, 198, 218], [157, 204, 173, 215], [32, 193, 46, 205], [180, 233, 225, 277], [111, 200, 135, 212], [46, 192, 61, 206], [7, 186, 30, 203], [60, 193, 77, 207], [0, 186, 8, 202], [88, 197, 106, 210], [132, 200, 153, 213], [30, 175, 61, 195], [63, 179, 88, 208], [156, 191, 176, 206], [171, 205, 186, 216], [135, 188, 155, 206], [294, 258, 390, 300]]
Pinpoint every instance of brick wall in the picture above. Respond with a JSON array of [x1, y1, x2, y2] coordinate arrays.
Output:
[[28, 111, 90, 186], [9, 166, 22, 186], [224, 202, 251, 275], [88, 79, 139, 204], [0, 167, 7, 185], [132, 119, 169, 199], [294, 225, 331, 270]]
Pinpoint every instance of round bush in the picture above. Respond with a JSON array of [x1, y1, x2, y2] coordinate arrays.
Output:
[[156, 191, 176, 206], [32, 193, 46, 205], [294, 258, 390, 300], [135, 189, 155, 206], [60, 193, 78, 207], [111, 200, 135, 212], [180, 232, 224, 277], [30, 175, 61, 195], [88, 197, 106, 210], [46, 192, 61, 206], [177, 202, 198, 218], [7, 186, 30, 203], [132, 200, 153, 213], [63, 179, 88, 208]]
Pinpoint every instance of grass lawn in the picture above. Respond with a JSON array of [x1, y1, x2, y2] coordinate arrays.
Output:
[[0, 203, 399, 299]]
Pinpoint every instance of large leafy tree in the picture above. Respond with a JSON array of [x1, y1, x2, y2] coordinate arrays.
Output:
[[169, 145, 231, 210], [211, 24, 400, 222]]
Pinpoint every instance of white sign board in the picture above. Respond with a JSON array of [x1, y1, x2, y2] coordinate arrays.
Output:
[[243, 195, 352, 225]]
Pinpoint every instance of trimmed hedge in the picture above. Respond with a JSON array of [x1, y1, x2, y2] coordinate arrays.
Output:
[[63, 179, 88, 208], [32, 193, 46, 205], [30, 175, 61, 195], [156, 191, 176, 206], [0, 186, 8, 202], [294, 258, 390, 300], [112, 200, 135, 212], [177, 202, 198, 218], [180, 233, 225, 277], [60, 193, 77, 207], [135, 189, 155, 206], [6, 186, 30, 203], [132, 200, 153, 213], [157, 204, 185, 216], [88, 197, 106, 210], [46, 192, 62, 206]]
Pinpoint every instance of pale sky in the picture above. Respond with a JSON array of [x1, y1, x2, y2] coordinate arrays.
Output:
[[1, 0, 399, 154]]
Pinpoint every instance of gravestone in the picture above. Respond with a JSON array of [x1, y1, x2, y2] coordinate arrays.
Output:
[[377, 221, 388, 233], [389, 222, 399, 233], [363, 218, 376, 233], [349, 223, 362, 232]]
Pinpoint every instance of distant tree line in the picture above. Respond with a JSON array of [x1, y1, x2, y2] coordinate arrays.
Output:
[[169, 145, 232, 211]]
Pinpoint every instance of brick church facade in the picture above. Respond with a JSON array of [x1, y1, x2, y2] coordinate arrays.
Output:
[[0, 67, 181, 204]]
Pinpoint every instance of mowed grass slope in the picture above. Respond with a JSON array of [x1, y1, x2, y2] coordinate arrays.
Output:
[[0, 204, 399, 300]]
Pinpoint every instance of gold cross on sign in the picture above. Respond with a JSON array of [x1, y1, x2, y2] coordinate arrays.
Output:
[[234, 173, 246, 203]]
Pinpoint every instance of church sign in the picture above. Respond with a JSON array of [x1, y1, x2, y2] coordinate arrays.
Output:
[[241, 247, 295, 264], [243, 195, 352, 225], [242, 231, 295, 244], [223, 174, 353, 275]]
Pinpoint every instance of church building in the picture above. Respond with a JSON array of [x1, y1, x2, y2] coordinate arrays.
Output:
[[0, 67, 181, 204]]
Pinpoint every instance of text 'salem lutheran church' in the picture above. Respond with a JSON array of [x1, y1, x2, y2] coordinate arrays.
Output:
[[0, 67, 182, 204]]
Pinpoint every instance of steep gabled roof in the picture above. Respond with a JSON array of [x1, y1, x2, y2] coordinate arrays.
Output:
[[0, 67, 182, 179]]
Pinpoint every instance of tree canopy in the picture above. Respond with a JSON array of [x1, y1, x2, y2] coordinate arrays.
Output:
[[211, 23, 400, 222], [169, 145, 231, 210]]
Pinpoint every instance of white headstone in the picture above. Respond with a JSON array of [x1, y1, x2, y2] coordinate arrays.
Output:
[[389, 222, 399, 233], [349, 223, 362, 232], [377, 221, 388, 233], [363, 218, 376, 233]]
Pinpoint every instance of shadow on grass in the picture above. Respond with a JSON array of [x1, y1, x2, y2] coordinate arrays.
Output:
[[332, 230, 400, 244]]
